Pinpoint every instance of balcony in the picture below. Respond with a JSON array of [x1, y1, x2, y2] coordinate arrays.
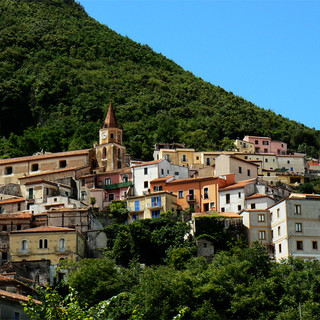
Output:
[[186, 195, 196, 202], [147, 202, 162, 209], [104, 181, 133, 190]]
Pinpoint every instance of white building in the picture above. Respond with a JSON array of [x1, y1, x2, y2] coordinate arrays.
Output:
[[269, 194, 320, 261], [131, 159, 188, 196]]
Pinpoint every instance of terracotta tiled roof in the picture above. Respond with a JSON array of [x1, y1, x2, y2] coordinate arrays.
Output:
[[150, 176, 174, 183], [0, 275, 13, 282], [289, 193, 320, 199], [219, 179, 255, 191], [46, 207, 89, 212], [0, 212, 32, 219], [0, 198, 25, 205], [167, 176, 218, 185], [246, 193, 273, 200], [19, 166, 86, 180], [0, 149, 90, 165], [132, 159, 164, 168], [10, 226, 76, 234], [229, 156, 259, 166], [218, 212, 242, 218], [0, 289, 42, 305]]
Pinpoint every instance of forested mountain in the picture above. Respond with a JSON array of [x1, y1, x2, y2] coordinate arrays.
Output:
[[1, 0, 319, 160]]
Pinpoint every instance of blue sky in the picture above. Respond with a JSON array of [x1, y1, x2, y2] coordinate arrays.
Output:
[[78, 0, 320, 129]]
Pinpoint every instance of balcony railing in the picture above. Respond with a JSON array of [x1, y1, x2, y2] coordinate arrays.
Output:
[[186, 195, 196, 202], [104, 181, 133, 190]]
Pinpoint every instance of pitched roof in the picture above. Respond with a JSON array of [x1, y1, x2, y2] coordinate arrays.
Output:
[[219, 179, 256, 191], [150, 176, 174, 183], [167, 176, 218, 185], [0, 289, 42, 305], [0, 149, 90, 165], [10, 226, 76, 234], [0, 198, 25, 205], [132, 159, 164, 168], [0, 211, 32, 219], [103, 102, 118, 128], [245, 193, 274, 200]]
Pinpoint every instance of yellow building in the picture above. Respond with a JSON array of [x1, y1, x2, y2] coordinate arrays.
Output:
[[9, 226, 86, 264], [154, 148, 196, 168], [234, 139, 255, 153], [127, 191, 179, 222]]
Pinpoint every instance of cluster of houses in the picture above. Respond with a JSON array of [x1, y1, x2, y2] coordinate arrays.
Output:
[[0, 103, 319, 317]]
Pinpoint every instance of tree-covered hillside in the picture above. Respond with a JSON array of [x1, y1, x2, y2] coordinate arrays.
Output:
[[1, 0, 319, 159]]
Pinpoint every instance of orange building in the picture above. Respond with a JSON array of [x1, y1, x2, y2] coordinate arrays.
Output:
[[150, 174, 235, 213]]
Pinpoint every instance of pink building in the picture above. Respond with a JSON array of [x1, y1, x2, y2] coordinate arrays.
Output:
[[243, 136, 287, 155], [80, 168, 133, 209]]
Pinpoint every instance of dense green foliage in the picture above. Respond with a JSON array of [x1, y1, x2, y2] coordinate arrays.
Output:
[[1, 0, 320, 159], [25, 245, 320, 319], [104, 217, 194, 266]]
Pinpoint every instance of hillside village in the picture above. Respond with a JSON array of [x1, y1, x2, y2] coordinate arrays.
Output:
[[1, 103, 320, 316]]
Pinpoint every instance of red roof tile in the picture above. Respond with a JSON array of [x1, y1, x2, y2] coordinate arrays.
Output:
[[10, 226, 76, 234], [246, 193, 273, 200], [0, 212, 32, 219], [0, 198, 25, 205], [0, 149, 90, 165], [0, 289, 41, 305], [132, 159, 164, 168], [219, 179, 255, 191]]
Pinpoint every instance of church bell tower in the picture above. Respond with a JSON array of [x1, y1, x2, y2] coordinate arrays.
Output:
[[96, 103, 126, 171]]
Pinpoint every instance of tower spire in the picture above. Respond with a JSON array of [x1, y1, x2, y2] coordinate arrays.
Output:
[[103, 101, 118, 128]]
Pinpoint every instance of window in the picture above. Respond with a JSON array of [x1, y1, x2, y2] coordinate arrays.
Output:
[[81, 192, 86, 201], [2, 225, 7, 231], [4, 166, 13, 175], [258, 214, 265, 222], [210, 202, 215, 209], [239, 167, 242, 174], [167, 170, 169, 174], [122, 175, 128, 182], [164, 154, 170, 162], [151, 196, 161, 207], [238, 205, 241, 211], [247, 169, 251, 176], [287, 160, 290, 164], [39, 239, 48, 249], [278, 226, 281, 235], [263, 141, 269, 145], [221, 207, 225, 212], [204, 187, 209, 199], [226, 194, 230, 204], [174, 172, 179, 175], [39, 239, 42, 248], [251, 203, 256, 209], [17, 224, 21, 230], [59, 160, 67, 168], [295, 223, 302, 232], [81, 179, 85, 187], [144, 181, 148, 189], [255, 140, 258, 144], [206, 158, 211, 165], [238, 192, 241, 198], [105, 178, 111, 185], [182, 154, 187, 162], [59, 239, 65, 252], [295, 205, 301, 214], [21, 240, 28, 253], [313, 241, 318, 250], [271, 230, 273, 238], [154, 185, 163, 192], [109, 194, 114, 201], [152, 210, 160, 218], [196, 156, 199, 160], [265, 158, 268, 162], [178, 190, 184, 198], [28, 188, 34, 200], [189, 203, 195, 212], [134, 200, 140, 211], [188, 189, 194, 201], [267, 173, 270, 176], [144, 168, 148, 175], [259, 230, 266, 240], [133, 214, 139, 221], [17, 203, 21, 211], [14, 312, 20, 320], [297, 240, 303, 250], [110, 133, 114, 139], [161, 169, 164, 175], [31, 163, 39, 171], [277, 208, 280, 218], [279, 244, 282, 253]]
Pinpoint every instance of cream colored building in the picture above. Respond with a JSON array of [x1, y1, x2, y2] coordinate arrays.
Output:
[[127, 191, 178, 222], [241, 209, 272, 246], [9, 226, 86, 264], [0, 149, 93, 185], [269, 194, 320, 261]]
